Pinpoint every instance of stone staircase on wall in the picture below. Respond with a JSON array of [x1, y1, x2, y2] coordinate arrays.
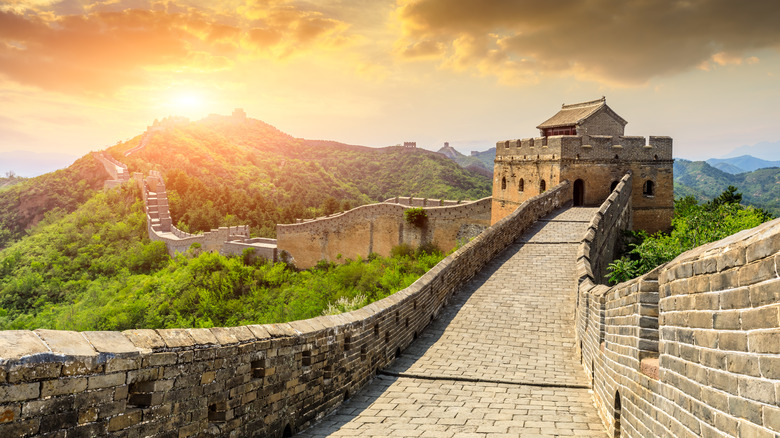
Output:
[[93, 152, 131, 190], [139, 171, 277, 261]]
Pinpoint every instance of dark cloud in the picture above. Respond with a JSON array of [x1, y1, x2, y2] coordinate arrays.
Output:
[[398, 0, 780, 84]]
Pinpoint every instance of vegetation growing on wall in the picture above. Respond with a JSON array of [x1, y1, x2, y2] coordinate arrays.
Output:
[[404, 207, 428, 227], [606, 186, 774, 284]]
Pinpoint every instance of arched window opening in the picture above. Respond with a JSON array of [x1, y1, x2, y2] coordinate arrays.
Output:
[[518, 178, 525, 192], [573, 179, 585, 206], [643, 180, 655, 197], [539, 180, 546, 193], [614, 391, 622, 437], [610, 181, 619, 192], [501, 176, 507, 190], [283, 424, 293, 438]]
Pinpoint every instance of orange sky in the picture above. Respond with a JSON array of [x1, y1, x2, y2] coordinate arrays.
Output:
[[2, 0, 780, 163]]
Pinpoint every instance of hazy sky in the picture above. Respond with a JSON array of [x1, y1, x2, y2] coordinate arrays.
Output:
[[1, 0, 780, 161]]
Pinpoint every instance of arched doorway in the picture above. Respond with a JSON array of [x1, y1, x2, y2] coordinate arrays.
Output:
[[573, 179, 584, 206], [539, 179, 546, 193]]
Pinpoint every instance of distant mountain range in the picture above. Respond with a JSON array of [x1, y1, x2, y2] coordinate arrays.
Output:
[[674, 160, 779, 215], [722, 140, 780, 161], [705, 155, 780, 174]]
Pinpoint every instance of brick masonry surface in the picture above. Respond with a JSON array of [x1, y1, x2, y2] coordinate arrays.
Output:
[[299, 207, 607, 437], [576, 176, 780, 437]]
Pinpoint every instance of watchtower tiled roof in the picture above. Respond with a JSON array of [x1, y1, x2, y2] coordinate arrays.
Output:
[[536, 97, 627, 129]]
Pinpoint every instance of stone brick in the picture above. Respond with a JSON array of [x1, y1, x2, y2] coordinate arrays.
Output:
[[719, 332, 748, 352], [0, 382, 40, 402], [720, 287, 751, 310], [122, 329, 165, 350], [713, 311, 740, 330], [747, 330, 780, 354], [0, 404, 20, 424], [738, 376, 776, 404], [749, 279, 780, 307], [82, 331, 138, 356], [0, 418, 40, 437], [0, 331, 50, 364], [107, 409, 142, 432], [156, 329, 195, 348], [741, 305, 779, 330], [7, 362, 61, 383], [41, 377, 87, 397], [87, 372, 126, 390]]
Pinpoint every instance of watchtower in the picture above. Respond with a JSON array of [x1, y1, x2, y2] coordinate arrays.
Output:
[[491, 97, 673, 233]]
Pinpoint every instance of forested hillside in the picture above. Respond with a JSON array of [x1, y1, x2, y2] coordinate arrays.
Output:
[[0, 156, 106, 249], [0, 113, 487, 330], [674, 160, 780, 215], [0, 184, 444, 330], [111, 116, 491, 236]]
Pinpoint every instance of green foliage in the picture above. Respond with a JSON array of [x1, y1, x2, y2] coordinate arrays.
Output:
[[0, 190, 446, 330], [0, 155, 105, 248], [404, 208, 428, 227], [606, 187, 774, 284], [674, 160, 780, 216], [390, 243, 414, 258]]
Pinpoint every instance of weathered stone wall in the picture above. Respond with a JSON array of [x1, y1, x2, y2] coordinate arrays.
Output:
[[577, 187, 780, 437], [0, 183, 571, 438], [277, 198, 493, 269]]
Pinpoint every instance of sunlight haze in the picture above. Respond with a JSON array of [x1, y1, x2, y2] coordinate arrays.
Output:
[[1, 0, 780, 161]]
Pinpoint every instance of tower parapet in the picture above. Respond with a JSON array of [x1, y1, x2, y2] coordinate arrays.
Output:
[[492, 98, 673, 233]]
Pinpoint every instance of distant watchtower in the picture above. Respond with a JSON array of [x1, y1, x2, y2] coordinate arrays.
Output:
[[491, 97, 673, 233]]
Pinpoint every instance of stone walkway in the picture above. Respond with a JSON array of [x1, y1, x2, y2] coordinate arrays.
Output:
[[299, 207, 607, 437]]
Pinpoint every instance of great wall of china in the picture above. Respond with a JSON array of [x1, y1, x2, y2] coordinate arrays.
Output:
[[1, 174, 777, 437], [0, 103, 778, 437]]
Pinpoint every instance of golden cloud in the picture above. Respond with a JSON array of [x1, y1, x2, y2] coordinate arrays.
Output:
[[396, 0, 780, 85], [0, 0, 353, 94]]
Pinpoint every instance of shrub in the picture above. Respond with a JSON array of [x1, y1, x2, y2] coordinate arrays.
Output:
[[404, 207, 428, 227]]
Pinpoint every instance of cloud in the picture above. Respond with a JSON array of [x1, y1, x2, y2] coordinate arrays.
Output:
[[396, 0, 780, 85], [0, 0, 353, 94]]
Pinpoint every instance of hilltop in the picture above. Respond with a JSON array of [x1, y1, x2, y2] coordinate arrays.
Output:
[[110, 114, 491, 236], [0, 113, 491, 248], [674, 159, 780, 215]]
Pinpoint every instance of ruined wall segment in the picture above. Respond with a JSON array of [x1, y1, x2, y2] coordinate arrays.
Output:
[[577, 183, 780, 437], [0, 183, 571, 438], [277, 197, 492, 269]]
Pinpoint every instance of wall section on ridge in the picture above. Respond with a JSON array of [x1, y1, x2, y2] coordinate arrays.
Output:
[[0, 183, 571, 438], [577, 179, 780, 437], [277, 197, 493, 269]]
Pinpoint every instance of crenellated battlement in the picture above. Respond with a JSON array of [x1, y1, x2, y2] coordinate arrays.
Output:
[[495, 135, 673, 161]]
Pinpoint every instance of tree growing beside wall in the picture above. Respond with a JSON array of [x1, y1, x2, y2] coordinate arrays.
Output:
[[606, 187, 774, 284]]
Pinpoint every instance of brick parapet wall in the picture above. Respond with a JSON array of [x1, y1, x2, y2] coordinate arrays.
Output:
[[495, 135, 672, 162], [578, 185, 780, 437], [0, 182, 571, 438]]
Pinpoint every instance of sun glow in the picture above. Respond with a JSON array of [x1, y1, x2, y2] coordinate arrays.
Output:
[[172, 92, 205, 111]]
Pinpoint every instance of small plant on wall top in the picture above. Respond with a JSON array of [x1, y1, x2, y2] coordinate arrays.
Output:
[[404, 207, 428, 227]]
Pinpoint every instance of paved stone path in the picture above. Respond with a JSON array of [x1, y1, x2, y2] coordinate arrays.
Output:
[[299, 207, 608, 437]]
